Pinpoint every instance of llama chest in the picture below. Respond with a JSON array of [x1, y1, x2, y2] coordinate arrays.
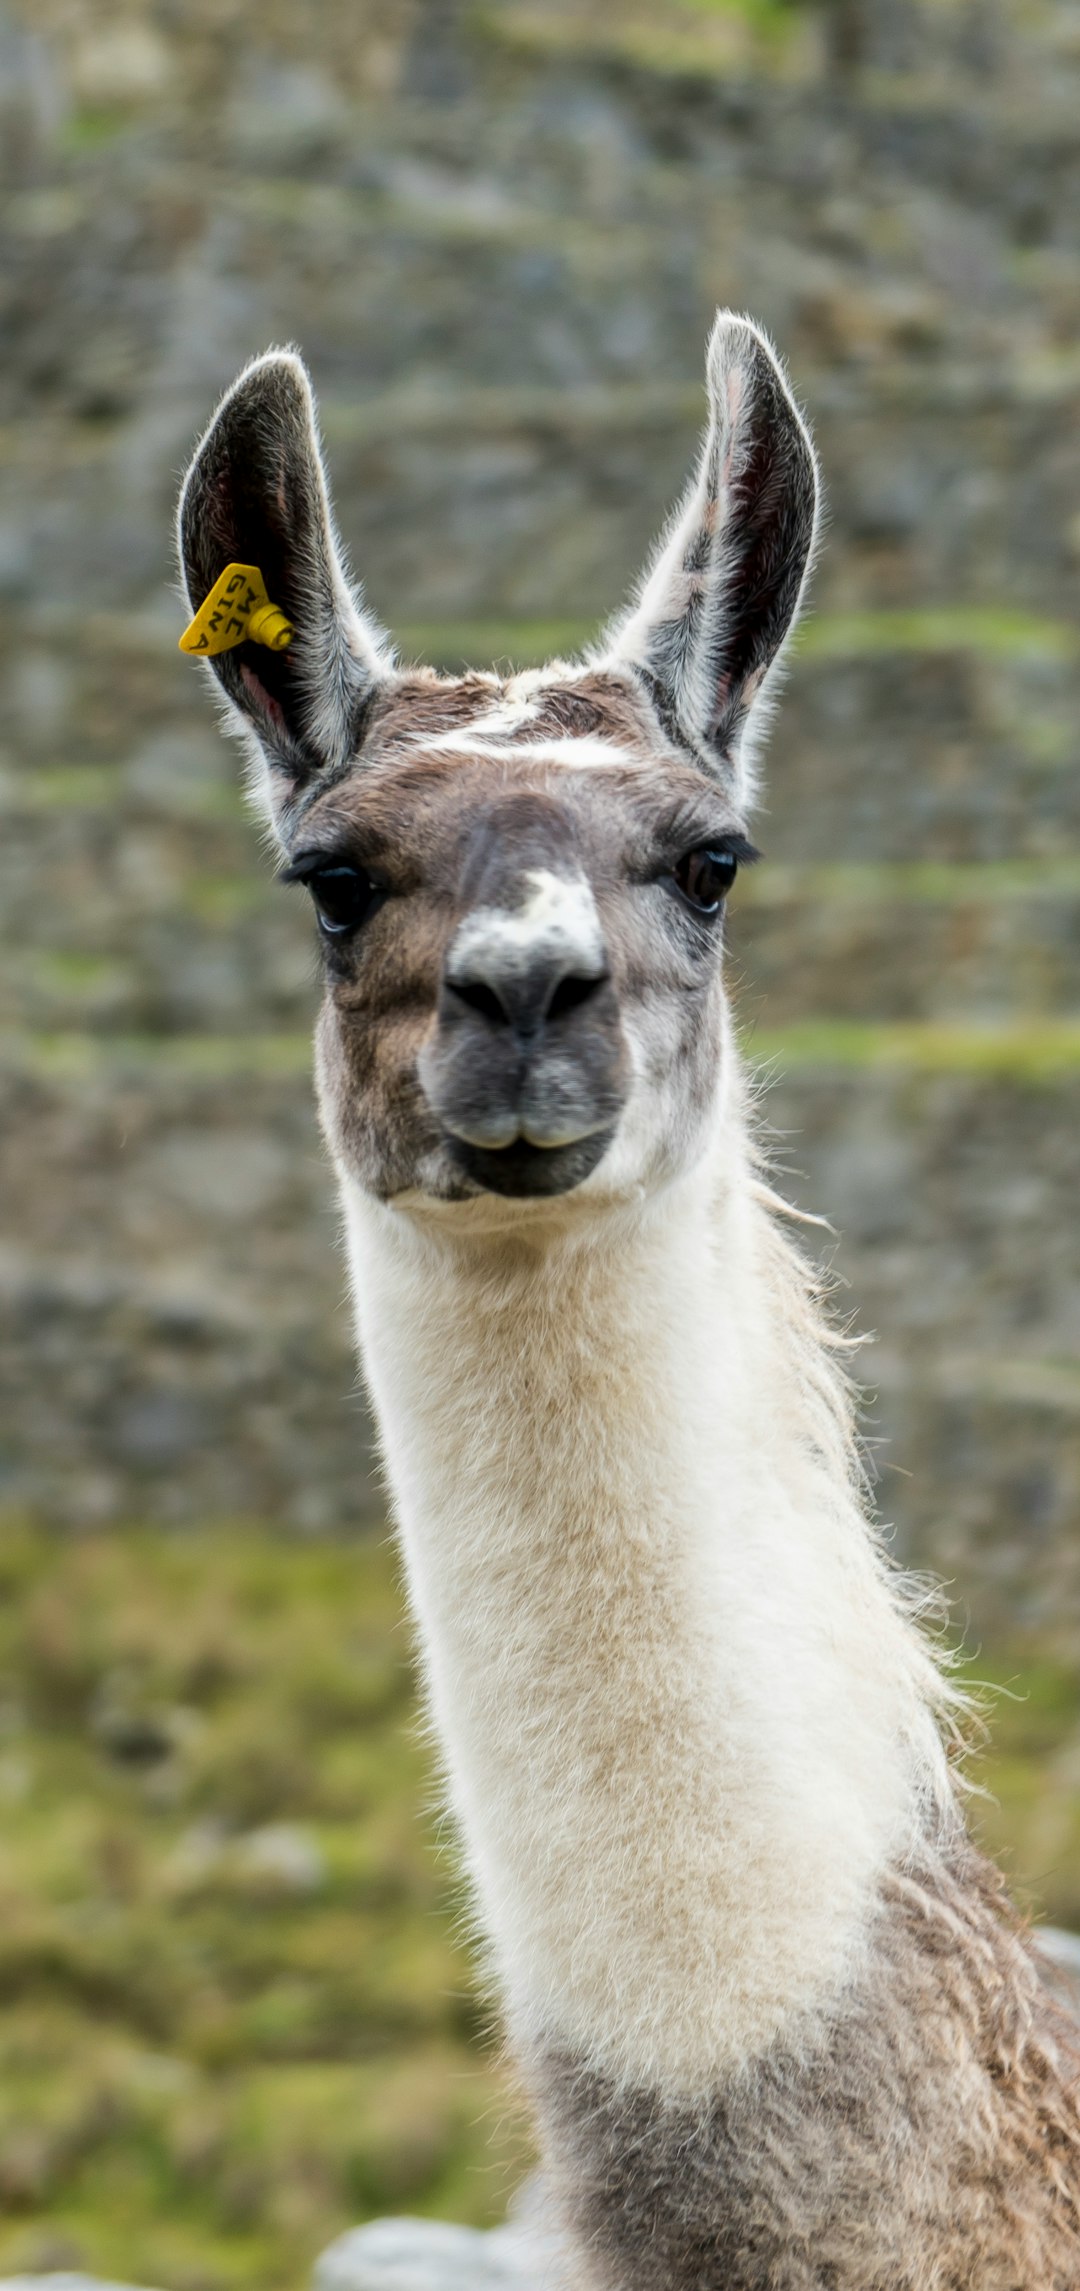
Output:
[[529, 1851, 1080, 2291]]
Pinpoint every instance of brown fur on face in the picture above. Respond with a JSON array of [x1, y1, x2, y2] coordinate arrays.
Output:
[[532, 1838, 1080, 2291], [293, 676, 749, 1202], [346, 667, 665, 766]]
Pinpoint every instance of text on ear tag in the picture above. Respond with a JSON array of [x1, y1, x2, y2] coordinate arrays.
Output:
[[179, 563, 293, 656]]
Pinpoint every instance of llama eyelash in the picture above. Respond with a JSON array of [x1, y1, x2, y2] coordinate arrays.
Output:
[[277, 852, 337, 886], [277, 848, 386, 888], [653, 826, 762, 877]]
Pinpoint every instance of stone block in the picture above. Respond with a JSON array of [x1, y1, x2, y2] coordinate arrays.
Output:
[[313, 2216, 553, 2291]]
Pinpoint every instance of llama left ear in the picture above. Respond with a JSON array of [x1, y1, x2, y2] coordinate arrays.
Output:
[[177, 349, 393, 828], [597, 312, 819, 807]]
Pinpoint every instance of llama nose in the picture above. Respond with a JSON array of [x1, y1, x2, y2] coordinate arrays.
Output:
[[441, 869, 611, 1049], [420, 868, 627, 1160], [444, 944, 609, 1043]]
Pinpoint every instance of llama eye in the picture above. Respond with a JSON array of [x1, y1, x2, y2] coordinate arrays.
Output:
[[673, 846, 739, 913], [308, 867, 385, 937]]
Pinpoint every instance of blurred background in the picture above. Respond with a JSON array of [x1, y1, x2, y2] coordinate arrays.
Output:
[[0, 0, 1078, 2282]]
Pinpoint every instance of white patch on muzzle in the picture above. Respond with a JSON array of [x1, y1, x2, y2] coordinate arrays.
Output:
[[448, 868, 606, 986]]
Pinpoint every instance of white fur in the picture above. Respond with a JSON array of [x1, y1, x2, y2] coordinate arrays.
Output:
[[408, 666, 641, 772], [448, 869, 606, 986], [337, 1066, 953, 2102], [416, 727, 638, 772]]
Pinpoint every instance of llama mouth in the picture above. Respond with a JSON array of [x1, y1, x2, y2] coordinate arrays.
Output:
[[445, 1128, 615, 1198]]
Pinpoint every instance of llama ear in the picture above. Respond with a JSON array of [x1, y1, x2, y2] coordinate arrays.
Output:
[[598, 312, 819, 806], [177, 350, 393, 826]]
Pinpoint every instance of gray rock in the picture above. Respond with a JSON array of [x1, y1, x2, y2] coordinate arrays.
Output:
[[312, 2216, 561, 2291], [1036, 1925, 1080, 2011], [1040, 1927, 1080, 1974], [232, 1822, 327, 1894]]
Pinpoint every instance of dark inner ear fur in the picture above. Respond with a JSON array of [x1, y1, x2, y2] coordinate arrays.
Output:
[[187, 442, 300, 726], [179, 359, 372, 779], [703, 342, 817, 757], [628, 328, 818, 779]]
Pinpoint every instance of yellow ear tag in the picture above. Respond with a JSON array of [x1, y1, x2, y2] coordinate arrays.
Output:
[[179, 563, 293, 656]]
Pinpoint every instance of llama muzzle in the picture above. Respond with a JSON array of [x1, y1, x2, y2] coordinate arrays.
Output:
[[417, 855, 629, 1195]]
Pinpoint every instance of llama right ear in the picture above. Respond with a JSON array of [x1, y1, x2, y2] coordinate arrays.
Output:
[[177, 350, 393, 829], [597, 313, 819, 809]]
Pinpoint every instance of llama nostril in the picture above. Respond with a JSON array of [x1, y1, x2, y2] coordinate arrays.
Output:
[[444, 962, 608, 1036], [546, 970, 608, 1022], [448, 976, 510, 1026]]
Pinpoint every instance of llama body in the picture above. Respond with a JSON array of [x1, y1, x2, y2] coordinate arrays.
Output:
[[344, 1135, 1078, 2289], [178, 316, 1080, 2286]]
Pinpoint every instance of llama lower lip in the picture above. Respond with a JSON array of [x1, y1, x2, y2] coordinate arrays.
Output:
[[445, 1129, 614, 1198]]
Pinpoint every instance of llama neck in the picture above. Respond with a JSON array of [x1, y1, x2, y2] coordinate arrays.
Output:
[[342, 1132, 952, 2101]]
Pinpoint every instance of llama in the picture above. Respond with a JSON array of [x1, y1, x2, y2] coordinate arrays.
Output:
[[177, 314, 1080, 2289]]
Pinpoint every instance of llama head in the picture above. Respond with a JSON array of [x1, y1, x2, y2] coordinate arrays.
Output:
[[178, 315, 818, 1212]]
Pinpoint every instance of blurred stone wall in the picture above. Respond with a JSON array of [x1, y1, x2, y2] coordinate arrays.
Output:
[[1, 0, 1079, 1634]]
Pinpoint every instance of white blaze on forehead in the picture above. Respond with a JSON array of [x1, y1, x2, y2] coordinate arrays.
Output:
[[403, 671, 639, 771], [466, 675, 544, 737], [449, 868, 606, 982], [414, 727, 635, 773]]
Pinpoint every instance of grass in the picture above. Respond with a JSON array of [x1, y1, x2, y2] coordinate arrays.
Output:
[[746, 1019, 1080, 1081], [395, 620, 599, 671], [473, 0, 811, 79], [963, 1646, 1080, 1932], [740, 858, 1080, 905], [0, 1033, 313, 1082], [3, 610, 1072, 727], [0, 1525, 529, 2291], [0, 1523, 1076, 2288], [58, 107, 136, 154], [0, 765, 247, 821], [390, 607, 1080, 673], [8, 1019, 1080, 1088], [793, 607, 1080, 664]]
